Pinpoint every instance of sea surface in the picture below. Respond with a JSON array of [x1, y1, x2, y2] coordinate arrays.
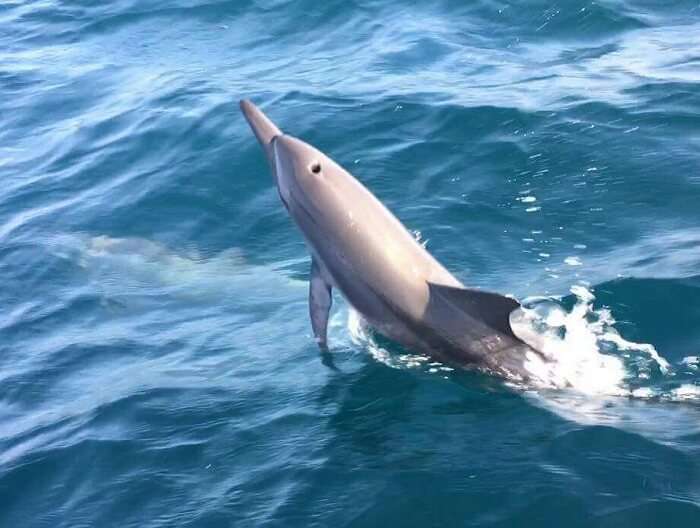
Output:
[[2, 1, 700, 526]]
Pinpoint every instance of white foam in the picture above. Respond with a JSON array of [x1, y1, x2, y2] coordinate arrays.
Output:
[[631, 387, 656, 399], [348, 308, 391, 365], [347, 308, 433, 370], [681, 356, 700, 371], [668, 384, 700, 401], [510, 285, 671, 396]]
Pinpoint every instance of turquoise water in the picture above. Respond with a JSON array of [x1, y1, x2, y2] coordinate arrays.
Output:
[[2, 1, 700, 526]]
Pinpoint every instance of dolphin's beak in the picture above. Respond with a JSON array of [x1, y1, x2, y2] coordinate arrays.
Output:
[[240, 99, 282, 164]]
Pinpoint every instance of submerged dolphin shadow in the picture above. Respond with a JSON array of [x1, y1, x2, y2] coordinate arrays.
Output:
[[318, 343, 340, 371]]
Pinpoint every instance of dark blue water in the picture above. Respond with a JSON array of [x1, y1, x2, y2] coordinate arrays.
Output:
[[2, 1, 700, 526]]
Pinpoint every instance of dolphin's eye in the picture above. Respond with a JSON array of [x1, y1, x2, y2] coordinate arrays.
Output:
[[310, 162, 321, 174]]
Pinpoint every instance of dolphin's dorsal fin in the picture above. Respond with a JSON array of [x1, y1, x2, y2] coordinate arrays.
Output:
[[427, 282, 521, 340]]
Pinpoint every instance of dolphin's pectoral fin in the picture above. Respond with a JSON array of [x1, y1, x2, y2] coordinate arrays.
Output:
[[310, 258, 333, 348], [427, 282, 522, 341]]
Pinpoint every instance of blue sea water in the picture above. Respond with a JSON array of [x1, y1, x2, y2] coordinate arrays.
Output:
[[2, 0, 700, 526]]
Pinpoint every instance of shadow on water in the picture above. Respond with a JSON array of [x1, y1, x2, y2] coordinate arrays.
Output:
[[257, 347, 563, 526], [279, 343, 700, 526]]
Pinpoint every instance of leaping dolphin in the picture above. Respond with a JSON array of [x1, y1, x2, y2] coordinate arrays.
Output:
[[240, 100, 546, 381]]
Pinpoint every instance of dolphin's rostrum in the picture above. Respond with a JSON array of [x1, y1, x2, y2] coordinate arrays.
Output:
[[240, 100, 546, 381]]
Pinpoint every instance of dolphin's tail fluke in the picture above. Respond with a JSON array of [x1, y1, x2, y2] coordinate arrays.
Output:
[[240, 100, 281, 162]]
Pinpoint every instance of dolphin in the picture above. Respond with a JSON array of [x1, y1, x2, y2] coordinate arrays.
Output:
[[239, 100, 546, 381]]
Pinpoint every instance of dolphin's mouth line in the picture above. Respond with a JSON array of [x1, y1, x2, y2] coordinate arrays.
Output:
[[287, 189, 323, 233], [278, 193, 291, 212], [279, 189, 321, 235]]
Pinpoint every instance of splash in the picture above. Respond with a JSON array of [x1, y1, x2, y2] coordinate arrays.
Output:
[[347, 282, 700, 402], [507, 285, 653, 394], [511, 284, 674, 395], [347, 308, 453, 374], [509, 286, 700, 408]]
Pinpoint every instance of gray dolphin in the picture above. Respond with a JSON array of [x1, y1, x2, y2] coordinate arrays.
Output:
[[240, 100, 546, 381]]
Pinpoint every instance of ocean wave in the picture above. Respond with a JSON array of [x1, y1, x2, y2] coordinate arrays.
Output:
[[2, 0, 700, 525]]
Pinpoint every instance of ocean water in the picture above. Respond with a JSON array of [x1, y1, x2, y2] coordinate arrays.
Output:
[[2, 0, 700, 526]]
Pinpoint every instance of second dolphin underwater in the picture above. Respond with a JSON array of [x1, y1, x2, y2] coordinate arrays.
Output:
[[240, 100, 548, 381]]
